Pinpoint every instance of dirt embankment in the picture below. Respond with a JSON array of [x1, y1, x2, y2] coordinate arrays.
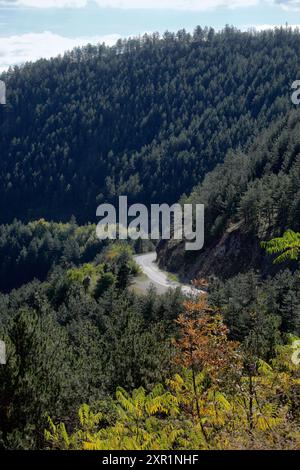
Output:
[[157, 222, 280, 283]]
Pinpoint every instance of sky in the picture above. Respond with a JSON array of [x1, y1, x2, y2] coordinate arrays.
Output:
[[0, 0, 300, 72]]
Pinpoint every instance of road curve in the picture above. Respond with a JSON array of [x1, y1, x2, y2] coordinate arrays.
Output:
[[134, 252, 200, 297]]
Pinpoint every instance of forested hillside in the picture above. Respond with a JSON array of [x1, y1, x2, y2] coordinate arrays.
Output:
[[1, 27, 300, 222], [1, 26, 300, 451], [158, 108, 300, 279]]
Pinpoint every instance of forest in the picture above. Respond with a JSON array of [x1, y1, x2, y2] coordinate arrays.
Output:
[[158, 108, 300, 278], [0, 26, 300, 450], [1, 27, 300, 222]]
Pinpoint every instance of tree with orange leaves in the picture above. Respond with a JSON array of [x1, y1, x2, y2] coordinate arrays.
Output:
[[172, 296, 241, 445], [174, 296, 241, 380]]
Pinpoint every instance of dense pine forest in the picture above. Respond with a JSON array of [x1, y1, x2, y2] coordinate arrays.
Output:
[[158, 108, 300, 278], [1, 27, 300, 222], [0, 27, 300, 450]]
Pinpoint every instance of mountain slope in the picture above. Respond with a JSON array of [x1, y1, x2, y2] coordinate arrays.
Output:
[[158, 108, 300, 280], [1, 27, 300, 222]]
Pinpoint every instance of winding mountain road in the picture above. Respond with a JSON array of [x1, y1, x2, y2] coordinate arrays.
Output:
[[133, 252, 200, 296]]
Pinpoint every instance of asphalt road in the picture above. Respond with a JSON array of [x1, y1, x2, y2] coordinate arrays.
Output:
[[133, 252, 199, 296]]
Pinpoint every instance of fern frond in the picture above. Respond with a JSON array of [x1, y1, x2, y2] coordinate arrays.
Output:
[[262, 230, 300, 264]]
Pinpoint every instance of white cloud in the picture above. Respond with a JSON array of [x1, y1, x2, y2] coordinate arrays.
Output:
[[94, 0, 259, 9], [0, 0, 88, 7], [1, 0, 260, 9], [244, 23, 300, 30], [276, 1, 300, 11], [2, 0, 300, 11], [0, 31, 121, 72]]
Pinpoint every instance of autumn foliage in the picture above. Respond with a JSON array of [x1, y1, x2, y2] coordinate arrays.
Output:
[[174, 297, 241, 380], [45, 296, 300, 450]]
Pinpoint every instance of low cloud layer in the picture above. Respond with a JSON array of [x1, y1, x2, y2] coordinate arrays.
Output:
[[1, 23, 298, 73], [0, 31, 120, 72], [0, 1, 299, 72], [0, 0, 269, 10], [275, 0, 300, 10], [0, 0, 299, 10], [249, 22, 300, 29]]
